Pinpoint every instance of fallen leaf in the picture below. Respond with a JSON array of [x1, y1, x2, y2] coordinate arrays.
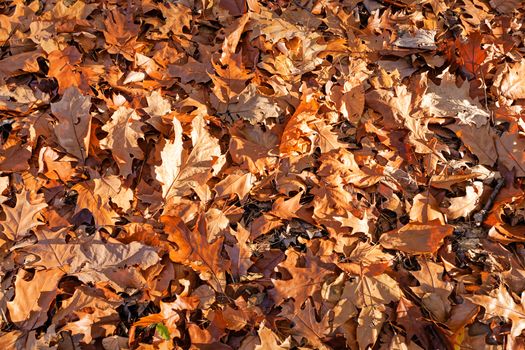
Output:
[[357, 305, 386, 350], [286, 298, 330, 350], [379, 221, 454, 254], [214, 171, 254, 200], [445, 181, 484, 219], [270, 249, 334, 311], [163, 216, 228, 291], [7, 268, 64, 330], [456, 32, 487, 78], [100, 107, 144, 177], [72, 181, 117, 227], [155, 115, 221, 203], [446, 123, 498, 166], [1, 191, 47, 242], [50, 86, 92, 161], [393, 29, 437, 50], [421, 70, 489, 127], [468, 285, 525, 342], [496, 61, 525, 100], [495, 130, 525, 177]]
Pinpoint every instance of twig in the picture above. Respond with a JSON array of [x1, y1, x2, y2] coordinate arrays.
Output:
[[473, 177, 505, 226]]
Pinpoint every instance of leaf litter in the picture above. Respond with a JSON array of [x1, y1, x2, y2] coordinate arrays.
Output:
[[0, 0, 524, 349]]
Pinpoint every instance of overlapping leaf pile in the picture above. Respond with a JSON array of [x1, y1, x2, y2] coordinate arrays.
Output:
[[0, 0, 525, 349]]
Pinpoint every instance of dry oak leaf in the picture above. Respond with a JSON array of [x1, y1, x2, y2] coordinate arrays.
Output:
[[224, 84, 283, 124], [366, 86, 432, 154], [379, 220, 454, 254], [421, 70, 489, 127], [229, 122, 279, 175], [100, 107, 144, 177], [446, 123, 497, 166], [467, 285, 525, 343], [93, 176, 134, 212], [456, 32, 487, 78], [47, 46, 90, 93], [210, 56, 254, 103], [103, 9, 139, 61], [409, 192, 445, 224], [1, 190, 47, 242], [214, 171, 254, 201], [156, 1, 192, 36], [333, 210, 370, 236], [168, 57, 211, 84], [445, 181, 483, 219], [328, 82, 365, 123], [155, 115, 221, 203], [312, 120, 346, 153], [279, 96, 319, 156], [50, 86, 91, 161], [496, 61, 525, 100], [411, 260, 453, 323], [7, 268, 64, 331], [495, 130, 525, 177], [357, 305, 387, 350], [39, 146, 77, 182], [285, 298, 331, 350], [0, 138, 31, 173], [220, 13, 250, 65], [249, 8, 303, 43], [143, 90, 171, 118], [270, 191, 302, 220], [163, 216, 228, 291], [255, 321, 289, 350], [396, 297, 434, 348], [337, 241, 392, 272], [270, 249, 334, 311], [72, 181, 117, 227], [23, 228, 160, 283], [0, 50, 42, 83], [344, 273, 402, 309], [52, 286, 121, 344], [225, 224, 253, 278]]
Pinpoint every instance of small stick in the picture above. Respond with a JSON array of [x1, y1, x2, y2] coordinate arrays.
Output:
[[473, 177, 505, 226]]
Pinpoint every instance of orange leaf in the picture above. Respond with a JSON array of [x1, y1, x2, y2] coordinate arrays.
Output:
[[379, 220, 454, 254], [456, 32, 487, 78]]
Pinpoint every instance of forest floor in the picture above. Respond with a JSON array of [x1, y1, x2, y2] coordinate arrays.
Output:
[[0, 0, 525, 349]]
